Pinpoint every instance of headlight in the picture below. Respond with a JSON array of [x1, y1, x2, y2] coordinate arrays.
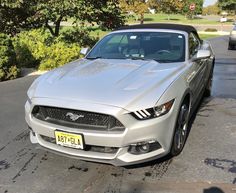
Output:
[[131, 99, 175, 120], [153, 99, 174, 117]]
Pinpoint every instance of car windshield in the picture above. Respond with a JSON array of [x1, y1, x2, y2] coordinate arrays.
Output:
[[86, 32, 186, 63]]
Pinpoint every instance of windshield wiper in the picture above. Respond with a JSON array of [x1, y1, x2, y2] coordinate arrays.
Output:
[[156, 60, 174, 63], [127, 57, 161, 63], [86, 56, 103, 60], [127, 56, 148, 61]]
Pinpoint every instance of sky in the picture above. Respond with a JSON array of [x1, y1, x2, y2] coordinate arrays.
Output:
[[203, 0, 218, 7]]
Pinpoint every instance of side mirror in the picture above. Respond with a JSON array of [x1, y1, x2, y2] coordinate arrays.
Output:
[[80, 47, 90, 56], [193, 50, 211, 61]]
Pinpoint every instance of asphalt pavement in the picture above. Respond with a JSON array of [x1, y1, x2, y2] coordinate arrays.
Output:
[[0, 36, 236, 193]]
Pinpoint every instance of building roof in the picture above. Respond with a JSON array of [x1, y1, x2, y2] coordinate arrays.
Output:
[[115, 23, 200, 39]]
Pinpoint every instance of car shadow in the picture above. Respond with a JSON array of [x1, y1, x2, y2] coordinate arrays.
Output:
[[203, 187, 225, 193], [123, 153, 173, 169], [124, 185, 225, 193], [187, 95, 213, 139]]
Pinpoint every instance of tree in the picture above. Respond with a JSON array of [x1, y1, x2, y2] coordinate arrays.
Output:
[[0, 0, 42, 35], [218, 0, 236, 14], [202, 3, 220, 15], [148, 0, 159, 10], [120, 0, 148, 24], [75, 0, 125, 30], [0, 0, 125, 36], [181, 0, 204, 18], [160, 0, 183, 19]]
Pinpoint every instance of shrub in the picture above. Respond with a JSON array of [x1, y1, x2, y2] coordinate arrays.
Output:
[[14, 29, 81, 71], [13, 41, 38, 68], [6, 65, 20, 80], [60, 27, 99, 48], [205, 28, 217, 32], [0, 33, 20, 81], [39, 42, 81, 71], [13, 29, 53, 68]]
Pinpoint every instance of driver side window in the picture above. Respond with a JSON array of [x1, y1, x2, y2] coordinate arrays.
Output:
[[189, 33, 200, 58]]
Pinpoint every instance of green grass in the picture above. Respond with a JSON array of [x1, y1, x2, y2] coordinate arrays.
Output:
[[89, 28, 110, 39], [128, 13, 233, 25], [59, 25, 221, 41], [199, 34, 220, 39], [60, 26, 110, 39], [63, 13, 234, 28]]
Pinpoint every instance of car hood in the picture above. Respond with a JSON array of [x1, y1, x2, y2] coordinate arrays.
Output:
[[31, 59, 186, 111]]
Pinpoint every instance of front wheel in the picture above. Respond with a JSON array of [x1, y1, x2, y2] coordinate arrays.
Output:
[[228, 43, 234, 50], [170, 102, 190, 156], [204, 65, 214, 97]]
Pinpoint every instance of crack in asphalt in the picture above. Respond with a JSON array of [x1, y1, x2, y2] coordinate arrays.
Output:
[[0, 142, 10, 153], [12, 153, 37, 182], [204, 158, 236, 184], [0, 160, 10, 170], [0, 130, 30, 154], [13, 130, 29, 141], [68, 165, 89, 172]]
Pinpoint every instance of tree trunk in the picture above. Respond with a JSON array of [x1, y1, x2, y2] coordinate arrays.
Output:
[[45, 21, 55, 36], [54, 16, 63, 37], [140, 13, 144, 24], [45, 16, 63, 37]]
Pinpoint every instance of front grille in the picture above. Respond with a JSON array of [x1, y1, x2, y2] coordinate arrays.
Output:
[[32, 106, 125, 131]]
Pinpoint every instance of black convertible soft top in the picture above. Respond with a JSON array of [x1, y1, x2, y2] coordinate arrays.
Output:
[[115, 23, 200, 39]]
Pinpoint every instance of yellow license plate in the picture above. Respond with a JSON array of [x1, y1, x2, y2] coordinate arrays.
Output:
[[55, 131, 84, 149]]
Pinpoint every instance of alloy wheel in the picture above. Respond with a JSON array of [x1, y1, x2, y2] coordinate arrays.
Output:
[[172, 103, 189, 154]]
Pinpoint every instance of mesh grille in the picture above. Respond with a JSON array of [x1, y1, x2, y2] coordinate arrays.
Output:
[[32, 106, 124, 131]]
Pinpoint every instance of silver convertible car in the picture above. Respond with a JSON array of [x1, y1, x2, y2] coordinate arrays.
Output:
[[25, 24, 215, 166]]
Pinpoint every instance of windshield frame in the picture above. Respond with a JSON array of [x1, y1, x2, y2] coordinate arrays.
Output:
[[86, 29, 188, 63]]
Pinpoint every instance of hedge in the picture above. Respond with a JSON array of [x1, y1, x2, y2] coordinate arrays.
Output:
[[0, 33, 20, 81], [13, 29, 82, 71]]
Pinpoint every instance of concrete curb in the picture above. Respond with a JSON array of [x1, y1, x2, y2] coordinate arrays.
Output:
[[21, 68, 48, 77]]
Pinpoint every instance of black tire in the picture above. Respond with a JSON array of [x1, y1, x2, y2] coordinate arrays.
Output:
[[204, 68, 213, 97], [228, 43, 234, 50], [170, 102, 190, 156]]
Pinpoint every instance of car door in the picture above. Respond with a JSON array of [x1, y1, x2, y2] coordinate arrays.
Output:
[[188, 33, 208, 104]]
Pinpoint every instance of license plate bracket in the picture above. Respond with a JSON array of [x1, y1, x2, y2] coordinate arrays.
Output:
[[55, 130, 84, 149]]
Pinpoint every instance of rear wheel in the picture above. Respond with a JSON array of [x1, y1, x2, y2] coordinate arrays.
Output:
[[170, 102, 190, 156]]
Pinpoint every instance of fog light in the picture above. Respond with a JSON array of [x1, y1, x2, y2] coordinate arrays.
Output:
[[128, 140, 161, 155], [138, 143, 150, 153]]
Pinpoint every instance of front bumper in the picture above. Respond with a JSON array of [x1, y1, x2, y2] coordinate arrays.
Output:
[[25, 97, 178, 166]]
